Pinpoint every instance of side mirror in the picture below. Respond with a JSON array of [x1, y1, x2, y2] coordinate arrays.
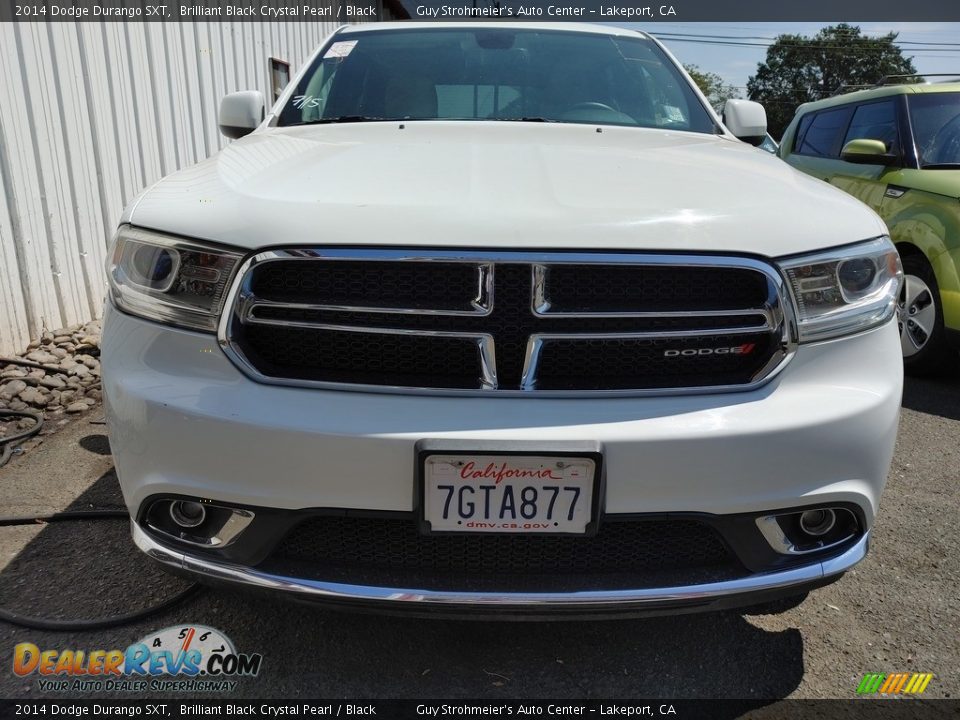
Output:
[[841, 138, 898, 166], [722, 99, 767, 146], [219, 91, 265, 139]]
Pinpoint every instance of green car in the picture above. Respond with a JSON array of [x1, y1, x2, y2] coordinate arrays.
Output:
[[780, 79, 960, 374]]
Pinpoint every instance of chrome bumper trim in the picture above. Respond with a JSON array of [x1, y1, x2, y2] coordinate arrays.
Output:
[[132, 524, 868, 609]]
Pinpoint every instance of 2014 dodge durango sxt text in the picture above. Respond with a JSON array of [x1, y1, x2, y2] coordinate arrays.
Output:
[[103, 22, 903, 618]]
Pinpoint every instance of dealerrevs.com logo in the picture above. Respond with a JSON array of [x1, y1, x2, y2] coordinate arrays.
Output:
[[663, 343, 756, 357], [13, 625, 262, 693]]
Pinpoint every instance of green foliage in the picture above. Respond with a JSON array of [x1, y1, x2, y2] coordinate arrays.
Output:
[[684, 64, 741, 109], [747, 24, 917, 140]]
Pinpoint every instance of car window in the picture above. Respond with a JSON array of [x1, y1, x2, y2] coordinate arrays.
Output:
[[792, 113, 814, 152], [843, 101, 899, 153], [908, 92, 960, 168], [795, 107, 852, 158], [278, 28, 716, 133]]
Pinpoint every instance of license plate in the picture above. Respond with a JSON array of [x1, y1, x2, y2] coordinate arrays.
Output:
[[422, 454, 598, 534]]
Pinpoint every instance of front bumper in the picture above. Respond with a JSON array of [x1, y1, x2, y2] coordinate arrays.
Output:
[[104, 304, 901, 613], [132, 522, 868, 618]]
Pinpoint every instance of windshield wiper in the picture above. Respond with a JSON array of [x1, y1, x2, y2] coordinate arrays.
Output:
[[920, 163, 960, 169], [494, 117, 557, 123], [292, 116, 389, 126]]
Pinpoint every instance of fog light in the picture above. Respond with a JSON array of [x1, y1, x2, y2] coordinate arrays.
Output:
[[799, 508, 836, 537], [169, 500, 206, 528]]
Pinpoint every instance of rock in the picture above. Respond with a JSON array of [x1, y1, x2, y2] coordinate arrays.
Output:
[[5, 326, 104, 435], [68, 364, 91, 378], [26, 350, 57, 364], [18, 387, 47, 406], [1, 380, 28, 399]]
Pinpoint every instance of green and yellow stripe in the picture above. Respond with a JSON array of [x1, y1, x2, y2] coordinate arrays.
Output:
[[857, 672, 933, 695]]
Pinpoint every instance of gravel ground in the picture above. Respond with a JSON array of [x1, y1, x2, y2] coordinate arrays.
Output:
[[0, 371, 957, 703]]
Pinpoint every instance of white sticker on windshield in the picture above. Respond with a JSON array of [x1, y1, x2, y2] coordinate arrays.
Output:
[[663, 105, 686, 122], [324, 41, 357, 59]]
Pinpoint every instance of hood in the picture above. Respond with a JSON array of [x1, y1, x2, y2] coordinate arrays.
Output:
[[129, 122, 888, 258]]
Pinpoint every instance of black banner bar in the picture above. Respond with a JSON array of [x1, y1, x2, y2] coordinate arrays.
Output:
[[2, 0, 960, 23], [0, 700, 958, 719]]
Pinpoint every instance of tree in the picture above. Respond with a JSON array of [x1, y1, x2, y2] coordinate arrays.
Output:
[[747, 24, 917, 140], [684, 64, 741, 109]]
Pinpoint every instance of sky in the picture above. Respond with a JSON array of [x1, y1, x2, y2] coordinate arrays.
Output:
[[615, 22, 960, 94]]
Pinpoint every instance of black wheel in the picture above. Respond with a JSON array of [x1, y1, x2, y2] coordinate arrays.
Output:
[[899, 253, 953, 376]]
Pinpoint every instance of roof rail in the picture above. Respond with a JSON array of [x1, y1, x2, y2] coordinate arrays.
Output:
[[875, 73, 960, 87], [830, 83, 874, 97]]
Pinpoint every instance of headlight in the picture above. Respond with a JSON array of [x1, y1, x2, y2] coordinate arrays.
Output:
[[107, 226, 244, 331], [778, 236, 902, 343]]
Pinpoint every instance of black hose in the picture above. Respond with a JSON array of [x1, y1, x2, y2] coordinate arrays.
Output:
[[0, 356, 66, 374], [0, 477, 202, 630], [0, 509, 129, 527], [0, 408, 43, 468], [0, 584, 201, 631]]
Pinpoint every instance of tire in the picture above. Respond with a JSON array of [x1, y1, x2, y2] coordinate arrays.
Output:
[[899, 253, 954, 376]]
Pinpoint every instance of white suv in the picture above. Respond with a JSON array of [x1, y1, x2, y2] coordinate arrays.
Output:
[[104, 22, 903, 617]]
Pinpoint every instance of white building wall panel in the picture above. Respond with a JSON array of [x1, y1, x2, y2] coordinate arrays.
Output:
[[0, 20, 342, 355]]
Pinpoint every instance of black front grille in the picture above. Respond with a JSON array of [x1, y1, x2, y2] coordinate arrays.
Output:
[[240, 326, 482, 389], [251, 260, 481, 311], [227, 252, 785, 393], [535, 334, 775, 391], [271, 516, 736, 574], [544, 264, 769, 313]]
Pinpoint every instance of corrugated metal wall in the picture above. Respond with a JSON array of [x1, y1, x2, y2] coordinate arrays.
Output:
[[0, 21, 343, 356]]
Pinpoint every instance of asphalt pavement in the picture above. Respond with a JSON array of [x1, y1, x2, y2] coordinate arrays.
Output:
[[0, 375, 957, 703]]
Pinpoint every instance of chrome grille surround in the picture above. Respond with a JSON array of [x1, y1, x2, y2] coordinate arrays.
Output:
[[218, 249, 798, 397]]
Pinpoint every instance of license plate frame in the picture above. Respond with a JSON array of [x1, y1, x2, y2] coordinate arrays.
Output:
[[415, 440, 604, 537]]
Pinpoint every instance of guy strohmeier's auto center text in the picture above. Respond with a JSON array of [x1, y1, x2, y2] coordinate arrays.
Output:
[[414, 5, 678, 18]]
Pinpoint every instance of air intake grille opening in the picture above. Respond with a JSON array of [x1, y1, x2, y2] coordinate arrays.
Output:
[[257, 515, 748, 591]]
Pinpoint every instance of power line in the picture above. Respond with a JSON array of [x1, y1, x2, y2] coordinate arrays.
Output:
[[654, 30, 960, 47], [652, 34, 960, 55]]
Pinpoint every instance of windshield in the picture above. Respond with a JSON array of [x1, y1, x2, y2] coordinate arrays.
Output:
[[909, 92, 960, 168], [278, 28, 715, 133]]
